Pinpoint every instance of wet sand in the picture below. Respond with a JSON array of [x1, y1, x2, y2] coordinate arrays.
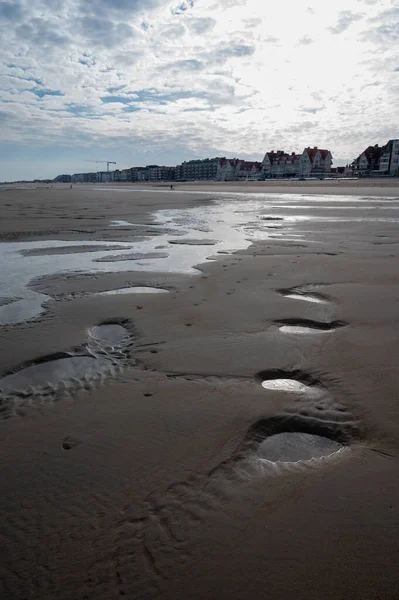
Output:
[[1, 182, 399, 599], [153, 177, 399, 197]]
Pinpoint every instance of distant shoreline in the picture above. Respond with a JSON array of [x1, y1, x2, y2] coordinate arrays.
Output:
[[2, 177, 399, 197], [74, 178, 399, 197]]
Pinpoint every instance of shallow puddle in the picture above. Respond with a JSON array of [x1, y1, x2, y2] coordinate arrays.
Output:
[[261, 378, 321, 396], [88, 324, 130, 346], [0, 356, 113, 396], [0, 294, 51, 326], [20, 245, 127, 256], [168, 239, 219, 246], [97, 287, 169, 296], [257, 432, 343, 463], [0, 324, 133, 415], [2, 192, 396, 325], [95, 252, 169, 262], [0, 296, 20, 307], [279, 325, 331, 334], [284, 293, 326, 304], [110, 220, 134, 227], [0, 202, 264, 324]]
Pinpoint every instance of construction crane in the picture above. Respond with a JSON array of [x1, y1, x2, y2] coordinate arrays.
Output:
[[85, 160, 116, 172]]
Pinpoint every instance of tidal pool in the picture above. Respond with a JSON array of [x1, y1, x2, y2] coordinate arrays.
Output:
[[257, 431, 343, 463]]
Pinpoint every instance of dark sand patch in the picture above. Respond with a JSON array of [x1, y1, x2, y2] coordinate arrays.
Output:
[[168, 239, 219, 246], [261, 216, 284, 221], [20, 244, 128, 256], [94, 252, 169, 263], [62, 435, 82, 450], [0, 296, 21, 307]]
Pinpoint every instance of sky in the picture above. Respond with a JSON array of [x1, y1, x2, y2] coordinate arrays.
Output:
[[0, 0, 398, 180]]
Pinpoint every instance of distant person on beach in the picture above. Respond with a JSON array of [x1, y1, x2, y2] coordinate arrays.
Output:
[[170, 184, 174, 190]]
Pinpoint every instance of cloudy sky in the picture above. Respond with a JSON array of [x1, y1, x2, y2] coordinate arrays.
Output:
[[0, 0, 398, 180]]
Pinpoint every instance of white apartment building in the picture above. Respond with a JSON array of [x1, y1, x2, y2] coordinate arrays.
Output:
[[262, 151, 301, 178], [391, 140, 399, 174], [262, 151, 281, 178], [177, 158, 220, 181], [217, 158, 238, 180], [300, 147, 332, 177], [234, 160, 262, 180], [71, 172, 97, 183], [262, 147, 332, 178], [379, 139, 399, 175], [96, 171, 114, 183], [352, 145, 382, 176], [217, 158, 262, 181]]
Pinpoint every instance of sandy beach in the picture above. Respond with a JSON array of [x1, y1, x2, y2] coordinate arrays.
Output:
[[1, 180, 399, 599]]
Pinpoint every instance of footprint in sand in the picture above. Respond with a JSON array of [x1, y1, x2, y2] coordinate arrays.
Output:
[[249, 368, 359, 471], [157, 368, 359, 479], [113, 368, 361, 599], [276, 318, 346, 334], [62, 435, 82, 450], [279, 289, 328, 304], [0, 322, 134, 420], [277, 283, 331, 304]]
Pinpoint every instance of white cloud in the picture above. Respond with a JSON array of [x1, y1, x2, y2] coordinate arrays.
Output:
[[328, 10, 364, 34], [186, 17, 216, 35], [298, 35, 314, 45], [0, 0, 398, 178]]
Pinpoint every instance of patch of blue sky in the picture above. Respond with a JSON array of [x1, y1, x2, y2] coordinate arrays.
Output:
[[79, 53, 96, 66], [171, 0, 194, 15], [107, 85, 127, 93], [183, 107, 210, 112], [100, 95, 134, 104], [34, 88, 64, 98], [26, 77, 43, 86], [5, 73, 42, 86], [7, 64, 33, 73], [126, 89, 207, 104], [65, 104, 94, 116], [123, 105, 142, 112]]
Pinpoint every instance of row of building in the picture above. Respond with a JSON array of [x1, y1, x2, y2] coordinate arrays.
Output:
[[63, 146, 334, 184], [67, 158, 251, 184], [56, 139, 398, 184], [65, 165, 176, 184], [351, 139, 399, 176]]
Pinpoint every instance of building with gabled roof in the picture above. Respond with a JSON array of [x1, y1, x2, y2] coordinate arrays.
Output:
[[262, 147, 331, 178], [217, 158, 262, 180], [300, 147, 333, 176], [352, 144, 383, 176], [235, 160, 263, 179]]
